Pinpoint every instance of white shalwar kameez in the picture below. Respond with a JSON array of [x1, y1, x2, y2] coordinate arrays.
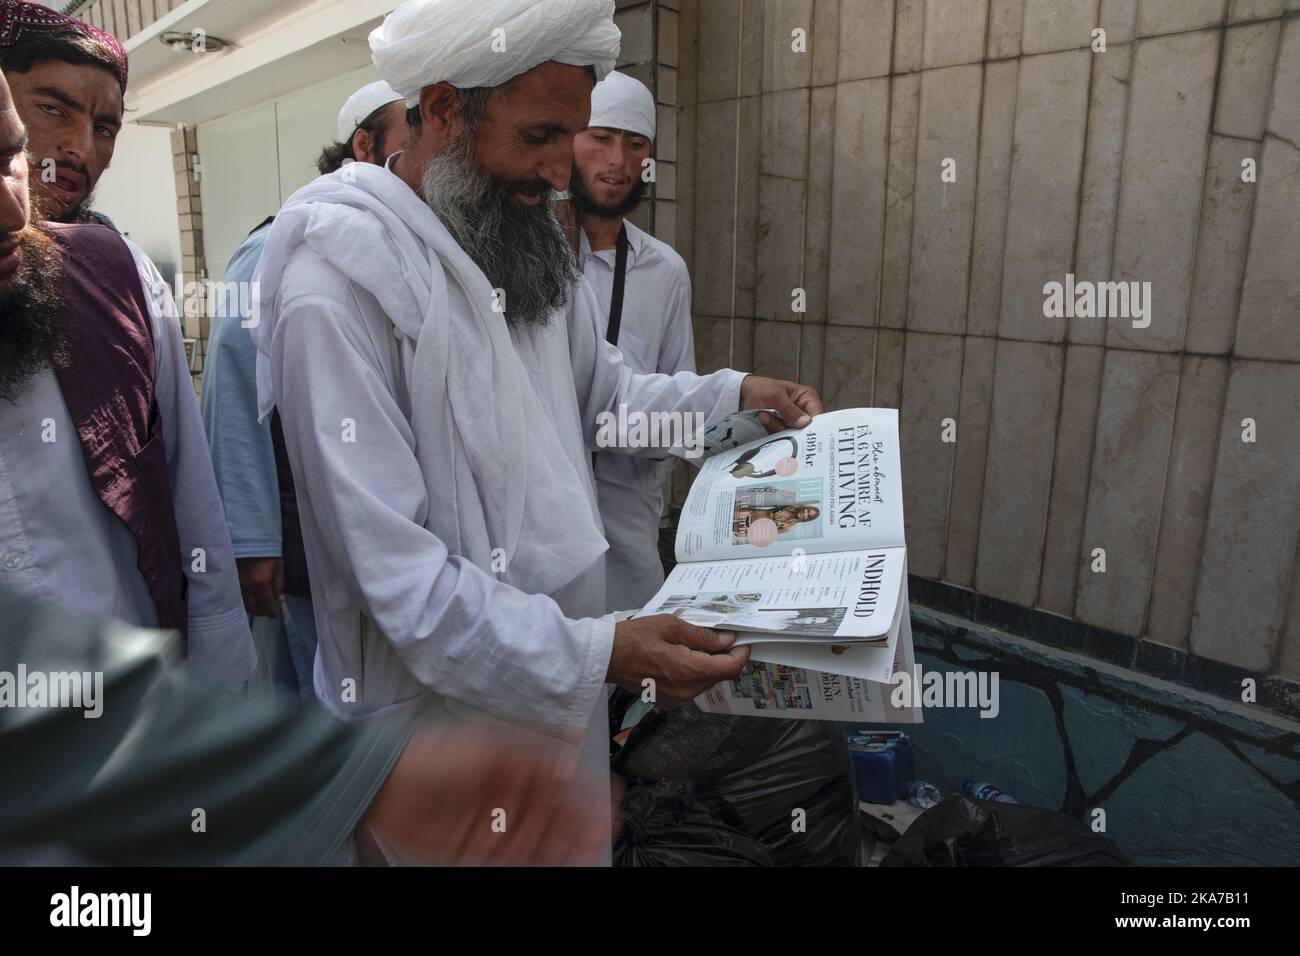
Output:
[[254, 161, 745, 860]]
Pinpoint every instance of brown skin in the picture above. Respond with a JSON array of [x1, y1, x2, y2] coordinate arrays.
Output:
[[391, 61, 824, 707], [5, 60, 122, 223], [393, 61, 594, 207], [572, 126, 651, 250], [0, 78, 31, 281], [364, 723, 614, 866], [350, 99, 408, 165]]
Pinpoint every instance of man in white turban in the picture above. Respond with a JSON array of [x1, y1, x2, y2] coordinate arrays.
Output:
[[573, 70, 695, 614], [253, 0, 824, 863]]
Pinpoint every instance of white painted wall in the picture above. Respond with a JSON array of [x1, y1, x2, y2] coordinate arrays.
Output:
[[94, 122, 182, 279]]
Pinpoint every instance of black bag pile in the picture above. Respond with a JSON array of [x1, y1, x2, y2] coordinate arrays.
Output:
[[880, 795, 1133, 866], [612, 703, 861, 867]]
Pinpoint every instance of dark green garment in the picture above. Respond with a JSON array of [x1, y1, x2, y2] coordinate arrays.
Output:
[[0, 585, 412, 865]]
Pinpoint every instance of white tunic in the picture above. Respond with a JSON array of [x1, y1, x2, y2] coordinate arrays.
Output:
[[0, 240, 256, 683], [259, 165, 745, 817], [580, 221, 696, 614]]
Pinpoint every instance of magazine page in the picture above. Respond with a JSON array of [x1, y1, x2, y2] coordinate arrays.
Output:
[[674, 408, 904, 564], [633, 547, 906, 642], [748, 581, 906, 682], [695, 602, 921, 723]]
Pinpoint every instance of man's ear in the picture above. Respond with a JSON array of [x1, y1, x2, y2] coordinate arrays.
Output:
[[350, 126, 373, 163], [418, 83, 462, 138]]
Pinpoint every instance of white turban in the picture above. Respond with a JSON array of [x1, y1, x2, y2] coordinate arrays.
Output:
[[587, 70, 655, 140], [336, 81, 404, 142], [371, 0, 621, 108]]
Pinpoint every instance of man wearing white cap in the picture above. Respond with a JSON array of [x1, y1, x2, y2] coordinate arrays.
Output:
[[253, 0, 823, 861], [199, 79, 404, 697], [316, 80, 407, 175], [574, 70, 694, 614]]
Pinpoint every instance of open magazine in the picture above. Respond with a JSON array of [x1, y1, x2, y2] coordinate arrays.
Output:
[[636, 407, 920, 723]]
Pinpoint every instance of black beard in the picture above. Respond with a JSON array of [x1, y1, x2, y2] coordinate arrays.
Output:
[[420, 131, 579, 328], [570, 164, 647, 220], [0, 224, 66, 404]]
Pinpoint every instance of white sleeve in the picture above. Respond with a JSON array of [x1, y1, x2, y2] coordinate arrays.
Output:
[[129, 242, 257, 683], [658, 265, 697, 376], [566, 274, 745, 455], [270, 289, 613, 741]]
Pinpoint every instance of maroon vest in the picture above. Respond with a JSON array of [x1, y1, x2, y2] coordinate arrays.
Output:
[[46, 222, 188, 642]]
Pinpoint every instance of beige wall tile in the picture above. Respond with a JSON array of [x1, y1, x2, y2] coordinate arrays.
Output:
[[799, 322, 828, 392], [1071, 44, 1133, 346], [1266, 17, 1300, 146], [967, 59, 1018, 337], [822, 325, 877, 408], [1233, 136, 1300, 361], [619, 3, 655, 64], [923, 0, 990, 68], [828, 78, 890, 326], [691, 99, 739, 316], [1146, 356, 1230, 648], [741, 0, 767, 97], [838, 0, 895, 80], [894, 0, 926, 72], [1186, 136, 1260, 354], [998, 50, 1091, 342], [1136, 0, 1227, 36], [697, 0, 741, 102], [988, 0, 1026, 58], [1215, 20, 1282, 140], [975, 340, 1063, 605], [803, 86, 838, 323], [1190, 360, 1300, 670], [753, 319, 803, 379], [880, 73, 921, 330], [812, 0, 842, 85], [1037, 345, 1105, 615], [680, 0, 701, 106], [1100, 0, 1139, 43], [764, 0, 816, 92], [660, 6, 681, 68], [1228, 0, 1288, 19], [873, 328, 907, 407], [899, 332, 965, 578], [1073, 350, 1180, 635], [760, 88, 811, 179], [756, 176, 808, 321], [907, 63, 982, 335], [694, 314, 734, 372], [944, 335, 997, 585], [733, 96, 762, 316], [1022, 0, 1098, 55], [1108, 30, 1219, 352]]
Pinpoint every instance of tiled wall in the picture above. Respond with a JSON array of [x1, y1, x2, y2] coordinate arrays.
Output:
[[673, 0, 1300, 680], [614, 0, 683, 242]]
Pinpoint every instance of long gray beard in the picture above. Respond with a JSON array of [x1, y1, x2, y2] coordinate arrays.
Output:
[[419, 132, 579, 327]]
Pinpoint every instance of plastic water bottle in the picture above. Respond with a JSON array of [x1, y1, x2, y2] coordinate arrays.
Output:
[[906, 780, 941, 809], [964, 779, 1018, 804]]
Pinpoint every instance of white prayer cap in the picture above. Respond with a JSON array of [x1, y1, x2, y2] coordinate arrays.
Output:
[[587, 70, 655, 140], [336, 81, 404, 143], [370, 0, 621, 108]]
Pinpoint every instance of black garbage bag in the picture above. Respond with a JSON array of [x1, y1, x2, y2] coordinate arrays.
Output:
[[880, 795, 1133, 867], [614, 781, 774, 867], [613, 703, 860, 866]]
